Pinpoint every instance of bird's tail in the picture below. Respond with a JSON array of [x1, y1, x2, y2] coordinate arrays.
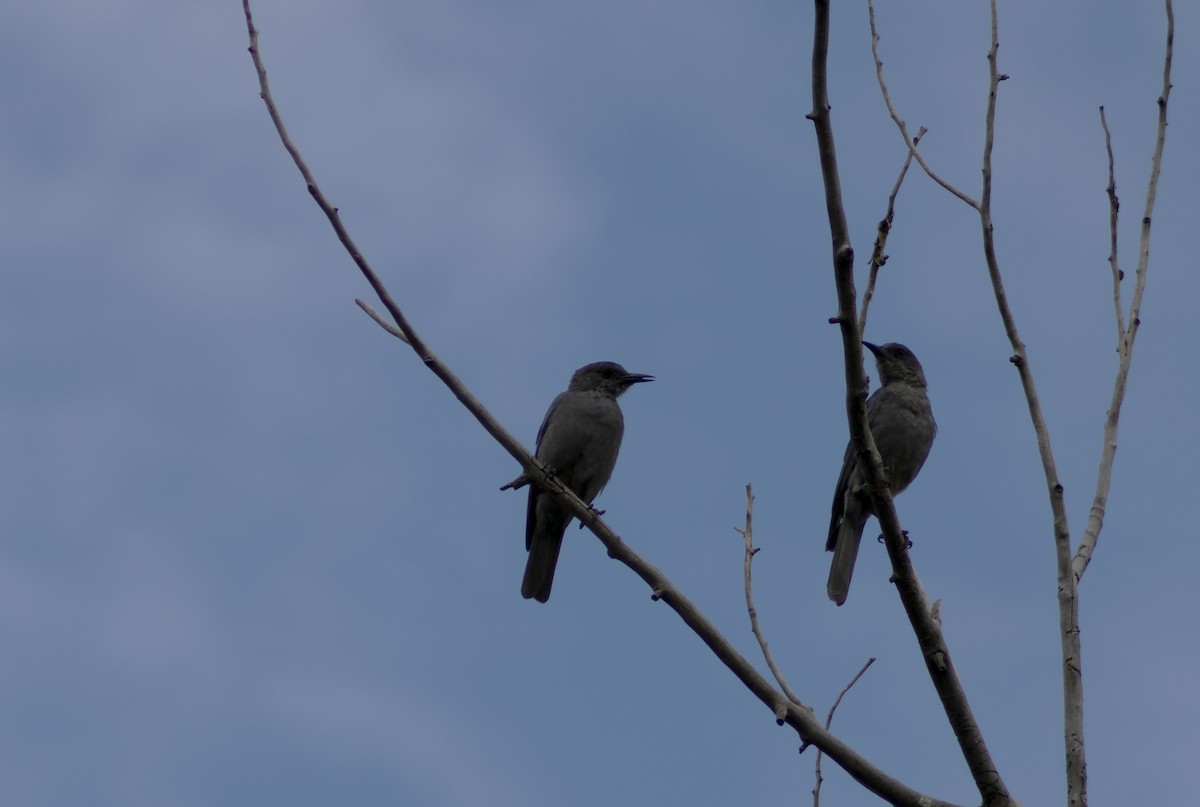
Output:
[[522, 509, 570, 603], [826, 508, 869, 606]]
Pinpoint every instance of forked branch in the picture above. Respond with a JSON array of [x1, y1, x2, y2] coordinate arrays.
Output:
[[1075, 0, 1174, 581]]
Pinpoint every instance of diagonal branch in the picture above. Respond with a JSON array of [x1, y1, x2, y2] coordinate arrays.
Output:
[[241, 3, 528, 475], [867, 2, 978, 210], [811, 1, 1009, 804], [241, 3, 964, 805], [859, 126, 926, 337], [813, 658, 875, 807]]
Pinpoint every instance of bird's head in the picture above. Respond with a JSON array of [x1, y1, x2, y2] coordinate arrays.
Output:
[[864, 342, 928, 388], [569, 361, 655, 397]]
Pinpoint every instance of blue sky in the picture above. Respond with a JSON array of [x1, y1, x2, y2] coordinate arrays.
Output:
[[1, 2, 1195, 805]]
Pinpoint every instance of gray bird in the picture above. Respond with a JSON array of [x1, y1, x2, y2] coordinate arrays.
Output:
[[827, 342, 936, 606], [503, 361, 653, 603]]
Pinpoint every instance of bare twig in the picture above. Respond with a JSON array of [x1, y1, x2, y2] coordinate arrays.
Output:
[[813, 658, 876, 807], [1075, 0, 1173, 582], [867, 1, 978, 209], [1098, 108, 1125, 341], [860, 126, 927, 336], [356, 298, 411, 344], [243, 4, 962, 804], [827, 659, 876, 725], [737, 485, 804, 707]]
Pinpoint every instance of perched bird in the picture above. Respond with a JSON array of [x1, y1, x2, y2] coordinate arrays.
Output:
[[826, 342, 936, 606], [503, 362, 653, 603]]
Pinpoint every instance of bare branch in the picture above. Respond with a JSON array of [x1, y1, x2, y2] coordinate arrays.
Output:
[[1075, 0, 1174, 581], [813, 658, 876, 807], [860, 126, 927, 336], [737, 485, 804, 706], [867, 1, 978, 209], [1099, 108, 1126, 341]]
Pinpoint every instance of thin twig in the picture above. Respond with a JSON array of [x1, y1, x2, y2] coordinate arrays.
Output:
[[243, 4, 962, 804], [867, 1, 978, 210], [1075, 0, 1173, 583], [813, 658, 876, 807], [826, 658, 876, 728], [737, 485, 804, 707], [356, 298, 411, 344], [1098, 108, 1125, 341], [860, 126, 927, 336]]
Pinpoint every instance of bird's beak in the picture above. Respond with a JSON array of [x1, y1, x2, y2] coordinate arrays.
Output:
[[862, 341, 881, 356], [625, 373, 655, 384]]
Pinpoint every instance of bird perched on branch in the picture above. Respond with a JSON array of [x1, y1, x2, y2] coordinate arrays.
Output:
[[827, 342, 936, 606], [502, 361, 653, 603]]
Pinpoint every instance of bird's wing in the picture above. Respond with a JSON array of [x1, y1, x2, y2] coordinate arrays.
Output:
[[526, 392, 568, 552], [827, 438, 856, 552], [534, 391, 569, 452]]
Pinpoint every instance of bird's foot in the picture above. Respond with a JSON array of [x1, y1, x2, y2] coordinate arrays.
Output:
[[577, 506, 606, 528], [876, 530, 913, 549]]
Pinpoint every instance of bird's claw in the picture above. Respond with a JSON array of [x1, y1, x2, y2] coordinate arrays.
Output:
[[577, 506, 606, 528], [877, 530, 913, 549]]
